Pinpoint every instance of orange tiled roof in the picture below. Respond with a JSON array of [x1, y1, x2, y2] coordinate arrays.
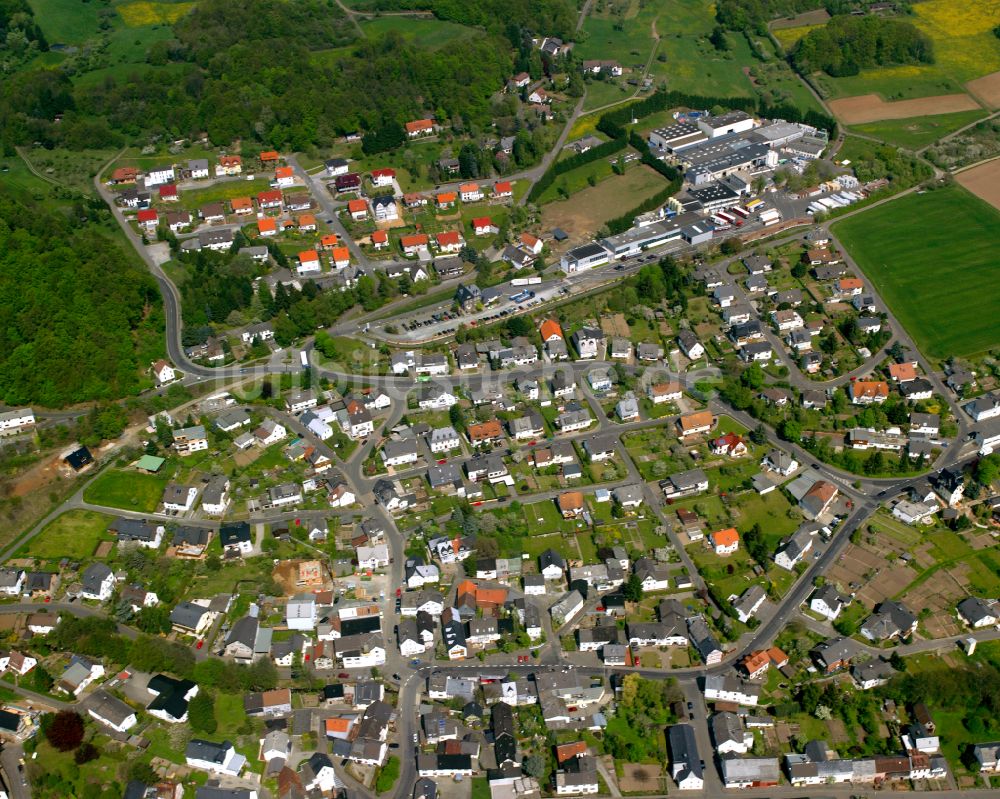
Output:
[[540, 319, 564, 341], [558, 491, 585, 511], [711, 527, 739, 548], [678, 410, 714, 432], [889, 363, 916, 382]]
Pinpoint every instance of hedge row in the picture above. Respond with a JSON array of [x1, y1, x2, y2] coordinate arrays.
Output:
[[526, 135, 628, 202]]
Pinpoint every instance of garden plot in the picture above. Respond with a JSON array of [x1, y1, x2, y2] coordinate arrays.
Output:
[[825, 542, 917, 607]]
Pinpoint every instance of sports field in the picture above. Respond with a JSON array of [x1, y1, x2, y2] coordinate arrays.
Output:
[[832, 185, 1000, 360]]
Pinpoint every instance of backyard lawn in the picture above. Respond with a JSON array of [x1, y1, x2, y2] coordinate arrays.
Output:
[[23, 510, 115, 559], [83, 469, 171, 513]]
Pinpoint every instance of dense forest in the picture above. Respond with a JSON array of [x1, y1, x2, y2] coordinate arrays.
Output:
[[0, 0, 574, 154], [0, 191, 163, 407], [791, 14, 932, 76], [0, 0, 47, 71], [315, 0, 573, 38]]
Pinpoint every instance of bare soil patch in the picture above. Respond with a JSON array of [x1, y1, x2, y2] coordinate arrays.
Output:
[[830, 93, 980, 124], [540, 165, 666, 244], [770, 9, 830, 29], [956, 158, 1000, 212], [965, 70, 1000, 108], [619, 764, 664, 793]]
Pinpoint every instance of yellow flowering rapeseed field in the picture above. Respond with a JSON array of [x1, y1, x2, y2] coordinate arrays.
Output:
[[912, 0, 1000, 84], [771, 24, 823, 52], [117, 1, 194, 27]]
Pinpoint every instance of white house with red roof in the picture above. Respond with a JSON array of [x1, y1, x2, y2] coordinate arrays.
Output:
[[405, 119, 434, 138], [371, 168, 396, 187], [459, 183, 483, 202], [472, 217, 497, 236], [137, 209, 158, 232], [520, 232, 544, 255], [436, 231, 464, 253], [298, 250, 321, 275], [493, 181, 513, 200], [152, 360, 176, 385], [710, 433, 748, 458]]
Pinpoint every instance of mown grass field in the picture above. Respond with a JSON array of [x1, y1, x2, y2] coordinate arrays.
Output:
[[850, 109, 987, 149], [24, 510, 114, 559], [575, 0, 659, 71], [83, 469, 171, 513], [832, 184, 1000, 359], [359, 17, 480, 48], [813, 0, 1000, 101], [583, 79, 633, 112], [27, 0, 105, 43]]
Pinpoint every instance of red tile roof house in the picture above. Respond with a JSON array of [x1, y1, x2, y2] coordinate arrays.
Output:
[[405, 119, 435, 138], [158, 183, 179, 202], [216, 155, 242, 176], [435, 231, 464, 253], [436, 192, 457, 209], [137, 209, 159, 231], [297, 249, 321, 274], [459, 183, 482, 202], [371, 168, 396, 187], [472, 217, 497, 236], [519, 232, 543, 255], [401, 234, 429, 256], [347, 198, 369, 221], [493, 181, 513, 200], [257, 190, 283, 211], [110, 167, 138, 185], [371, 230, 389, 250], [259, 150, 280, 163], [331, 247, 351, 269]]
